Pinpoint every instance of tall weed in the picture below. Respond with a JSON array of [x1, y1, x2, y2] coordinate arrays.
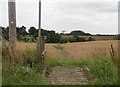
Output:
[[88, 56, 118, 85]]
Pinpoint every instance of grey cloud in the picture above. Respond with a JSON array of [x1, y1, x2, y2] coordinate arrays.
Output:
[[58, 2, 117, 14], [0, 0, 118, 34], [44, 2, 118, 34]]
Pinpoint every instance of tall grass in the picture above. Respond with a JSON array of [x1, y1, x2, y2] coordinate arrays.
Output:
[[110, 44, 118, 65], [53, 44, 64, 50], [87, 56, 118, 85], [2, 60, 48, 85], [45, 55, 118, 85], [2, 41, 49, 85], [2, 41, 119, 85]]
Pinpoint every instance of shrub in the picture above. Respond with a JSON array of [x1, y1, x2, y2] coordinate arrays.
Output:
[[60, 37, 69, 44], [68, 37, 76, 42], [114, 36, 120, 40], [88, 56, 118, 85], [17, 36, 33, 42], [77, 37, 86, 42], [47, 34, 61, 43], [87, 37, 95, 41], [73, 35, 86, 42]]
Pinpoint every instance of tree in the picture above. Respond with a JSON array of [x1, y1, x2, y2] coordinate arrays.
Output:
[[41, 29, 48, 36], [16, 26, 28, 41], [2, 27, 9, 40], [70, 30, 92, 36], [73, 35, 86, 42], [17, 26, 28, 36], [61, 30, 66, 35], [85, 33, 91, 36], [20, 26, 28, 36], [114, 36, 120, 40], [28, 26, 37, 35], [47, 33, 61, 43], [70, 30, 85, 36], [28, 26, 38, 40]]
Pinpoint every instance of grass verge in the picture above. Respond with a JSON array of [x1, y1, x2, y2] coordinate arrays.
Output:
[[2, 41, 118, 85], [2, 60, 48, 85], [45, 55, 118, 85], [2, 42, 49, 85]]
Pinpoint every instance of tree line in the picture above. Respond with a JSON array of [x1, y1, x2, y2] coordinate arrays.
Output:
[[1, 26, 60, 43], [2, 25, 111, 43]]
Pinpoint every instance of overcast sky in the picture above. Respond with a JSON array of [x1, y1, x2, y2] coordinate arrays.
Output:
[[0, 0, 119, 34]]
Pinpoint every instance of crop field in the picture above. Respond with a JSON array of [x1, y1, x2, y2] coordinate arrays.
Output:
[[16, 40, 119, 60], [2, 40, 119, 85]]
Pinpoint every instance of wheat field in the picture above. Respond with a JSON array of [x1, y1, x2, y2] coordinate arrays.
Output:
[[4, 40, 119, 85], [16, 40, 119, 60]]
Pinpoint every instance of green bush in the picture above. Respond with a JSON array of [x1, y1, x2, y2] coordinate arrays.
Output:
[[69, 36, 86, 42], [18, 36, 33, 42], [114, 36, 120, 40], [77, 37, 86, 42], [60, 37, 69, 44], [68, 37, 76, 42], [87, 37, 95, 41], [47, 34, 61, 43]]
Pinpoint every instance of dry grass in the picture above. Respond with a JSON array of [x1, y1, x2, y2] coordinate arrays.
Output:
[[15, 40, 119, 60], [46, 40, 119, 60], [16, 42, 36, 51], [3, 40, 118, 85], [64, 40, 118, 59]]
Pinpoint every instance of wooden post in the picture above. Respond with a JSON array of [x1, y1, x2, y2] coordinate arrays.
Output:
[[37, 37, 42, 73], [118, 2, 120, 80], [0, 27, 2, 86], [38, 0, 41, 37], [42, 36, 45, 66], [37, 0, 43, 73], [37, 0, 46, 74], [8, 0, 16, 62]]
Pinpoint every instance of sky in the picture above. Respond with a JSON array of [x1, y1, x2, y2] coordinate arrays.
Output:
[[0, 0, 119, 34]]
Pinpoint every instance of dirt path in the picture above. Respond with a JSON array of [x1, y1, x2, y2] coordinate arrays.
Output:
[[44, 66, 89, 85], [59, 49, 71, 61], [44, 44, 90, 85], [55, 44, 73, 61]]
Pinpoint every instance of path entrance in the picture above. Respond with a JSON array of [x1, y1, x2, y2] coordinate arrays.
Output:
[[44, 66, 89, 85]]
